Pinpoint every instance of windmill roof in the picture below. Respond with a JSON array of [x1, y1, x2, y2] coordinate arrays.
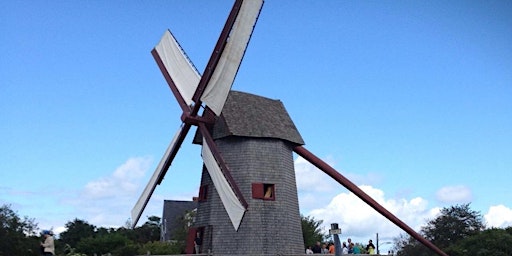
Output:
[[194, 91, 304, 145], [162, 200, 197, 220]]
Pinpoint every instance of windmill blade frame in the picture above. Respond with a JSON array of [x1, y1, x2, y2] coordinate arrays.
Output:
[[131, 124, 190, 227], [152, 30, 200, 112], [131, 0, 264, 228], [199, 0, 264, 115]]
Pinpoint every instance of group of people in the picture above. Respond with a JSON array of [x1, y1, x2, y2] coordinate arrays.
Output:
[[306, 241, 335, 254], [306, 238, 376, 255]]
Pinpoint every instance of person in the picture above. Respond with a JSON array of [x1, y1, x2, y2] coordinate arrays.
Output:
[[341, 242, 349, 254], [366, 239, 376, 254], [328, 242, 335, 254], [306, 246, 314, 254], [321, 243, 328, 254], [40, 230, 55, 256], [347, 239, 353, 254], [312, 241, 322, 254], [352, 243, 360, 254], [194, 231, 202, 254]]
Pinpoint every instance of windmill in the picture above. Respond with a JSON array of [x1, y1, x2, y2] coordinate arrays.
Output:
[[131, 1, 448, 255]]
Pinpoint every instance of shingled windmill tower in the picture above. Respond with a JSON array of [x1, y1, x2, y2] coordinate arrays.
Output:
[[191, 91, 305, 254]]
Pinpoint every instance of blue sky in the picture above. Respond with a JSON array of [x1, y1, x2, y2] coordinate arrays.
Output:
[[1, 0, 511, 247]]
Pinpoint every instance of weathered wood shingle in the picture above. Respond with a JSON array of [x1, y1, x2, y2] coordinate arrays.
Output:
[[194, 90, 304, 145]]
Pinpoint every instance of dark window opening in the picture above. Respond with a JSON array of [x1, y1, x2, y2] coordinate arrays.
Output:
[[252, 183, 275, 200], [198, 185, 208, 202]]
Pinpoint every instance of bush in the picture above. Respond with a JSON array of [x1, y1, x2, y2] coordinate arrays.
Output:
[[139, 241, 184, 255]]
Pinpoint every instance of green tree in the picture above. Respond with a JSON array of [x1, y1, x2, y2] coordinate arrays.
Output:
[[76, 232, 135, 256], [133, 215, 161, 243], [163, 209, 196, 253], [450, 228, 512, 256], [59, 218, 96, 248], [394, 203, 485, 256], [301, 215, 327, 249], [139, 241, 182, 255], [0, 204, 40, 256], [423, 203, 484, 251], [394, 233, 431, 256]]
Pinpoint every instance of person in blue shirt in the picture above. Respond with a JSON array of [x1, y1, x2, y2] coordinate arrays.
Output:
[[352, 243, 361, 254]]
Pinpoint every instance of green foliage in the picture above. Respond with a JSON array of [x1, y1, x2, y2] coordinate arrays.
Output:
[[0, 204, 40, 256], [132, 215, 161, 243], [113, 243, 140, 256], [422, 203, 485, 250], [58, 216, 164, 256], [62, 243, 87, 256], [59, 218, 96, 248], [76, 232, 133, 255], [172, 209, 195, 242], [394, 203, 503, 256], [139, 241, 183, 255], [394, 233, 431, 256], [145, 215, 161, 227], [301, 214, 327, 248], [450, 228, 512, 256]]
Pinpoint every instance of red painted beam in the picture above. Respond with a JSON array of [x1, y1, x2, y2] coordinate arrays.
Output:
[[293, 145, 448, 256]]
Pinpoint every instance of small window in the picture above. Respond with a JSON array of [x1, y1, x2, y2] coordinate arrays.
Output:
[[198, 185, 208, 202], [252, 183, 275, 200]]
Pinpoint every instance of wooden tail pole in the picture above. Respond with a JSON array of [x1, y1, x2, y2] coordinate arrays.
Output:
[[294, 146, 448, 256]]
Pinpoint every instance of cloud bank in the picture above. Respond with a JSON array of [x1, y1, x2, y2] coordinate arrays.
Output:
[[45, 155, 511, 241]]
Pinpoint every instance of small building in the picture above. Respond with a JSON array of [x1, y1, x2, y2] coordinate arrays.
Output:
[[161, 200, 198, 242]]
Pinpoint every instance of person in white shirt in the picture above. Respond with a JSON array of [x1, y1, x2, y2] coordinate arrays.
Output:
[[40, 230, 55, 256]]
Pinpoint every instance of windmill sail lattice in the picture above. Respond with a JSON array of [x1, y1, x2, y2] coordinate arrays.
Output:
[[154, 30, 199, 108], [200, 0, 263, 115]]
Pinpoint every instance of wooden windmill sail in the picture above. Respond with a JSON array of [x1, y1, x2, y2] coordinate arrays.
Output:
[[131, 0, 264, 231], [131, 1, 448, 255]]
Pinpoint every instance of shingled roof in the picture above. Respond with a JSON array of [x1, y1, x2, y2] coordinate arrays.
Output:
[[194, 91, 304, 145], [162, 200, 197, 241]]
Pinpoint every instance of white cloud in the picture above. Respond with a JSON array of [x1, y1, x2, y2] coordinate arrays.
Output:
[[295, 156, 338, 193], [295, 155, 441, 243], [83, 156, 152, 199], [295, 156, 342, 212], [55, 154, 512, 243], [305, 185, 439, 243], [485, 205, 512, 228], [435, 185, 472, 203], [62, 157, 154, 228], [294, 155, 512, 247]]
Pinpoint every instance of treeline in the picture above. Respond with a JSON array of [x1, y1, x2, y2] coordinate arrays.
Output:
[[2, 203, 512, 256], [0, 204, 184, 256], [394, 203, 512, 255]]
